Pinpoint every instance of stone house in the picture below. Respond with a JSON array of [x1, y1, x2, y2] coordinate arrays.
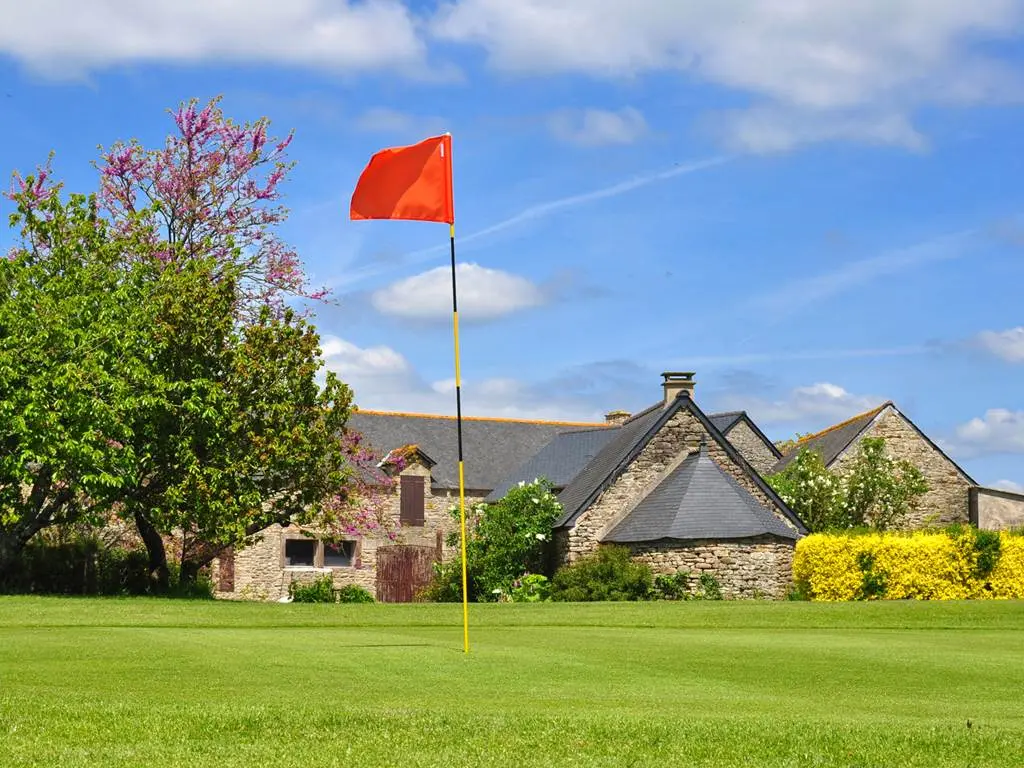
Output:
[[217, 372, 803, 601], [770, 402, 1024, 530], [216, 370, 1024, 601], [551, 373, 806, 599], [215, 411, 611, 601]]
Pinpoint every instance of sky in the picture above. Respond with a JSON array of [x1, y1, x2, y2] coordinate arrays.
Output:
[[1, 0, 1023, 489]]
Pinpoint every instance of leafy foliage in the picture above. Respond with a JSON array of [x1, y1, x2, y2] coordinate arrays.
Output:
[[793, 529, 1024, 600], [0, 187, 162, 578], [335, 584, 375, 604], [287, 576, 374, 604], [652, 571, 691, 600], [3, 102, 393, 589], [697, 572, 723, 601], [843, 438, 928, 530], [768, 448, 846, 532], [510, 574, 551, 602], [768, 438, 928, 532], [424, 479, 562, 602], [550, 545, 653, 602], [288, 575, 335, 604]]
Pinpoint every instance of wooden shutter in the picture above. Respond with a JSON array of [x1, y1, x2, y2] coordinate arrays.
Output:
[[400, 476, 425, 526]]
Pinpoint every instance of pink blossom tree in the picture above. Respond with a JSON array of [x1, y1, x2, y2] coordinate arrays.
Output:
[[96, 96, 327, 318]]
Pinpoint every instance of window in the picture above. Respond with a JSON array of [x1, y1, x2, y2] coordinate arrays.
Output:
[[282, 538, 358, 568], [284, 539, 316, 567], [323, 541, 355, 567], [400, 475, 425, 526]]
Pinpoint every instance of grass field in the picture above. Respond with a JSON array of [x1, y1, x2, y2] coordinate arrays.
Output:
[[2, 598, 1023, 767]]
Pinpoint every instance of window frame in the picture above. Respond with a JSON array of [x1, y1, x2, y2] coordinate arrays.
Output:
[[280, 533, 361, 570]]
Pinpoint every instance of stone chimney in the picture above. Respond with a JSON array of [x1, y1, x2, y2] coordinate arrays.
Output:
[[604, 410, 632, 427], [662, 371, 695, 406]]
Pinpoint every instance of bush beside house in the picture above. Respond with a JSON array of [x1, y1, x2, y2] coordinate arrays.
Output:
[[793, 528, 1024, 601]]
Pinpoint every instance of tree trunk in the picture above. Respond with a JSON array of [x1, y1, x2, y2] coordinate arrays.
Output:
[[133, 510, 170, 592]]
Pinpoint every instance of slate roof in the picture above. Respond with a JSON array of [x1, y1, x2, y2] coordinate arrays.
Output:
[[709, 410, 783, 460], [485, 427, 619, 502], [771, 402, 890, 474], [604, 444, 799, 543], [347, 410, 608, 491], [554, 403, 667, 526], [554, 397, 806, 534], [708, 411, 745, 434]]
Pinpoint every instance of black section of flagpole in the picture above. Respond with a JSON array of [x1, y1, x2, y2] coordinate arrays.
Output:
[[450, 233, 464, 464]]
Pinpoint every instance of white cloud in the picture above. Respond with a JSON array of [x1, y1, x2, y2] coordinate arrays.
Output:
[[320, 336, 607, 420], [993, 479, 1024, 492], [354, 108, 448, 137], [547, 107, 648, 146], [433, 0, 1024, 150], [371, 262, 546, 322], [710, 106, 928, 154], [974, 327, 1024, 363], [950, 408, 1024, 456], [718, 381, 883, 426], [1, 0, 427, 77], [320, 336, 412, 379]]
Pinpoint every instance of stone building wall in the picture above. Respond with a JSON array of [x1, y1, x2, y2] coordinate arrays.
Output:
[[830, 407, 971, 528], [971, 487, 1024, 530], [213, 461, 484, 600], [565, 404, 798, 563], [724, 420, 780, 477], [630, 536, 794, 599]]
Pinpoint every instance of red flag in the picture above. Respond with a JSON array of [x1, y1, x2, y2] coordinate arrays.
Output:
[[350, 134, 454, 224]]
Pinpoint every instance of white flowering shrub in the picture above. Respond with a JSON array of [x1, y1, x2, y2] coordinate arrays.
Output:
[[768, 438, 927, 532], [423, 479, 562, 602]]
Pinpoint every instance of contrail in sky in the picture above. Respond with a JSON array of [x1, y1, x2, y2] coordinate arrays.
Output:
[[336, 154, 733, 287]]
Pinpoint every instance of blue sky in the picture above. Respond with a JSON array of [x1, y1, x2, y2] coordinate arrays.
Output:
[[2, 1, 1024, 488]]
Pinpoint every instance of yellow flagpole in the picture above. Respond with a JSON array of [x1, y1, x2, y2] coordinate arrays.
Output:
[[444, 133, 470, 654], [450, 222, 470, 654]]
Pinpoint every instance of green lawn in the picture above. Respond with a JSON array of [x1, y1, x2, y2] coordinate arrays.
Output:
[[1, 598, 1023, 767]]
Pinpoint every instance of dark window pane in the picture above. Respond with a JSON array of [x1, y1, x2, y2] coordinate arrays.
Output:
[[284, 539, 316, 566], [323, 541, 355, 567]]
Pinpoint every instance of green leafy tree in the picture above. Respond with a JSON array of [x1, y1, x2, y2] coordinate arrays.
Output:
[[843, 437, 928, 531], [4, 146, 387, 591], [0, 184, 156, 579], [119, 264, 355, 588]]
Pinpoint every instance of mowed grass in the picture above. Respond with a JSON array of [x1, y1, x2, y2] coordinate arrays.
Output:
[[2, 599, 1023, 767]]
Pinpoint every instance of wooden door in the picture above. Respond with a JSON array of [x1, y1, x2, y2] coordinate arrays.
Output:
[[376, 545, 437, 603]]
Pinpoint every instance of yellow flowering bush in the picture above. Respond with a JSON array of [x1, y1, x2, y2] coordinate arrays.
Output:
[[989, 536, 1024, 599], [793, 529, 1024, 601]]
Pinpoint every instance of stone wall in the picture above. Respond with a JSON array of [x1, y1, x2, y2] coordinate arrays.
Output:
[[724, 420, 780, 476], [629, 536, 794, 599], [971, 487, 1024, 530], [214, 461, 484, 600], [565, 404, 797, 563], [830, 407, 971, 528]]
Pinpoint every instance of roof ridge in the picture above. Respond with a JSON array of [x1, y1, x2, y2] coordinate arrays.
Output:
[[353, 408, 610, 428], [623, 401, 662, 424], [797, 401, 891, 445], [709, 410, 744, 417]]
